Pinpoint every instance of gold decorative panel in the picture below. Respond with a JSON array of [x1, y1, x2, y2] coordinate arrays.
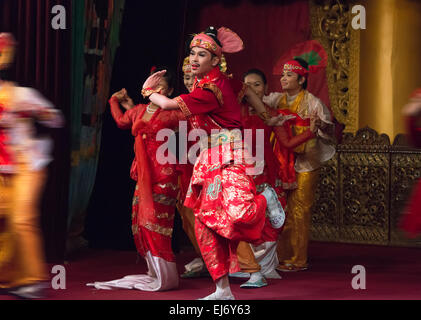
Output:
[[340, 149, 389, 245], [311, 127, 421, 247], [310, 0, 360, 133], [311, 156, 340, 241]]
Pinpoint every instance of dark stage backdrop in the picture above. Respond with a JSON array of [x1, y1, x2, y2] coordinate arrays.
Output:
[[85, 0, 189, 250], [0, 0, 71, 262]]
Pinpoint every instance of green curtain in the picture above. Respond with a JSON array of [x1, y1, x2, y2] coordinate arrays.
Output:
[[67, 0, 125, 252]]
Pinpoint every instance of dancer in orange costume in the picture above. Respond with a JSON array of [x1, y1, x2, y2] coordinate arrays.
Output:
[[0, 33, 64, 299]]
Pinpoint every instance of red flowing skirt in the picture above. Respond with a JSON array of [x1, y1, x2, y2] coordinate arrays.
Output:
[[131, 179, 179, 263]]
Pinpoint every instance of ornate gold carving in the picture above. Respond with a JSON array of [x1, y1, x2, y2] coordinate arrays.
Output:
[[340, 151, 389, 244], [310, 0, 360, 133], [341, 126, 390, 150], [311, 156, 340, 241], [310, 127, 421, 247]]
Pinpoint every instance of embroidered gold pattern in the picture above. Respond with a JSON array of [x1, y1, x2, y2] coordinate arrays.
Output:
[[153, 193, 177, 206], [144, 222, 173, 237], [132, 224, 139, 235], [190, 38, 218, 53], [157, 183, 178, 191], [200, 82, 224, 106], [175, 96, 191, 117], [156, 212, 170, 219]]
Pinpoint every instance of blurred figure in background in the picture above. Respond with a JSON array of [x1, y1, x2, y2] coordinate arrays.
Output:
[[0, 33, 64, 299], [400, 88, 421, 238]]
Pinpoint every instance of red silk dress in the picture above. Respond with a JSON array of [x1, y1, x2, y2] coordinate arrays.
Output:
[[109, 97, 185, 263], [174, 67, 267, 281], [241, 104, 315, 244]]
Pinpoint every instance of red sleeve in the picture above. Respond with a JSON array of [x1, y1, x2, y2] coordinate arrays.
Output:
[[166, 110, 187, 130], [174, 87, 220, 118], [109, 96, 138, 129], [230, 78, 247, 102], [273, 124, 315, 149], [407, 115, 421, 148], [172, 110, 186, 122]]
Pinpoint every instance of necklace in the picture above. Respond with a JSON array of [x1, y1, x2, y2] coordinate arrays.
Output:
[[146, 104, 159, 114], [286, 92, 299, 104]]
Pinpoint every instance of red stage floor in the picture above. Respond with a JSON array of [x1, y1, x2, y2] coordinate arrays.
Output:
[[1, 241, 420, 300]]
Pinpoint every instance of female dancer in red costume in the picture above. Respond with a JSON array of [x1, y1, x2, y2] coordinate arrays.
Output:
[[142, 26, 286, 300], [239, 68, 319, 287], [88, 68, 185, 291]]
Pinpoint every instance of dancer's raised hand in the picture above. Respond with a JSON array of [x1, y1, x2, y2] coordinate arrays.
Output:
[[142, 70, 166, 90]]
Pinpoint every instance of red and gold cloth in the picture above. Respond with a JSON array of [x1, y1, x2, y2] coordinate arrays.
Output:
[[241, 103, 315, 244], [176, 67, 244, 131], [188, 153, 267, 280], [174, 66, 266, 280], [109, 97, 185, 262]]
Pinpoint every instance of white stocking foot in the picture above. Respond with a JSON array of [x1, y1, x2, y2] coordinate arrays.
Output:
[[198, 291, 235, 300]]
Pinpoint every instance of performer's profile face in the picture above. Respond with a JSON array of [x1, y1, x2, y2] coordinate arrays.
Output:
[[183, 73, 194, 92], [244, 73, 266, 99], [281, 71, 301, 91], [189, 47, 219, 77]]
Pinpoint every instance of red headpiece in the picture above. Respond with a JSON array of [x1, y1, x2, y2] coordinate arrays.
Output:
[[274, 40, 328, 78], [283, 60, 309, 77], [190, 26, 244, 57]]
